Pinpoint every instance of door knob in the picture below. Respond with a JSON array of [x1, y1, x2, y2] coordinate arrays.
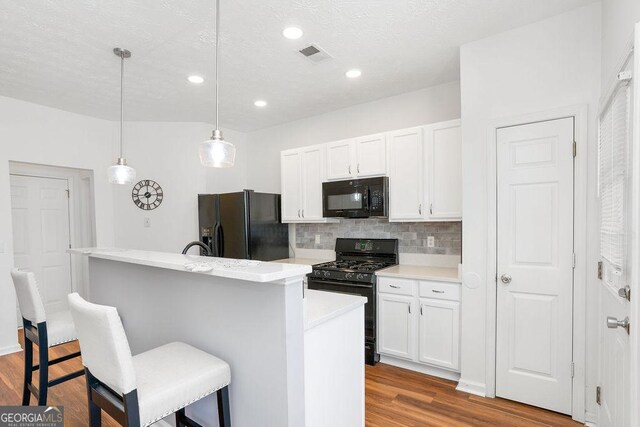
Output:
[[500, 274, 512, 284], [607, 316, 630, 334]]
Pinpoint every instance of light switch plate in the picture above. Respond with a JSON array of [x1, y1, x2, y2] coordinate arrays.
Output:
[[427, 236, 435, 248], [315, 234, 321, 244]]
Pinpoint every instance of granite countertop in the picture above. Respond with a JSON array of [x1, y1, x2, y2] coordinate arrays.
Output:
[[304, 289, 366, 331], [376, 264, 461, 283]]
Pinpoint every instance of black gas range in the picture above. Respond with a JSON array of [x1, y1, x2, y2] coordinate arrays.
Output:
[[307, 238, 399, 365]]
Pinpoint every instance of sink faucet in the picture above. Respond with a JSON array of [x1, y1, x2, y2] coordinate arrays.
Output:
[[182, 241, 213, 256]]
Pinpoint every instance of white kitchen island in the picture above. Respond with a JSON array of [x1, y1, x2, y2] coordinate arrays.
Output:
[[69, 249, 365, 427]]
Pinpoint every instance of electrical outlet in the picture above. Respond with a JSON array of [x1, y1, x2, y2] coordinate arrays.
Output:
[[144, 218, 151, 228], [427, 236, 435, 248], [315, 234, 321, 244]]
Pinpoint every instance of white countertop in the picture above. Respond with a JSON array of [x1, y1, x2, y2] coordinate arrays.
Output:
[[275, 258, 331, 266], [376, 264, 461, 283], [304, 289, 366, 331], [68, 248, 311, 283]]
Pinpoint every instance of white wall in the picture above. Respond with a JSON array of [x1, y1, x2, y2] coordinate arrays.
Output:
[[111, 122, 247, 253], [0, 95, 116, 353], [601, 0, 640, 89], [245, 81, 461, 192], [459, 2, 601, 418]]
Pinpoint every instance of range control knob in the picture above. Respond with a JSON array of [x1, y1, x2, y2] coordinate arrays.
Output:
[[323, 271, 331, 278], [356, 274, 365, 280], [345, 272, 354, 279], [313, 270, 320, 276]]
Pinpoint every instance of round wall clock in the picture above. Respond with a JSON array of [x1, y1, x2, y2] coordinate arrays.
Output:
[[132, 179, 163, 210]]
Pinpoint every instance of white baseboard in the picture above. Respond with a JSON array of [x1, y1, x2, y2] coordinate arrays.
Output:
[[455, 378, 487, 397], [584, 411, 597, 426], [0, 343, 22, 356], [379, 355, 461, 382]]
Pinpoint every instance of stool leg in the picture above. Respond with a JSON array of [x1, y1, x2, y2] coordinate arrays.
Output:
[[175, 408, 185, 427], [21, 326, 33, 406], [85, 369, 102, 427], [217, 386, 231, 427], [37, 322, 49, 406]]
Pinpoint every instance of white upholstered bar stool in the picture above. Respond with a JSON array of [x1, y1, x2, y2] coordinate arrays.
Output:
[[67, 293, 231, 427], [10, 269, 83, 406]]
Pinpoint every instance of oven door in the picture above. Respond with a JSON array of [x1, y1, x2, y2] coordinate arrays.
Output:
[[307, 278, 375, 341], [322, 180, 370, 218]]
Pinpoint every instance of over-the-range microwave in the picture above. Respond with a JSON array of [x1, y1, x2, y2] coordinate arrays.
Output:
[[322, 177, 388, 218]]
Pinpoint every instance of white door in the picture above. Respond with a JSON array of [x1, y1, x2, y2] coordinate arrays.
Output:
[[355, 134, 386, 177], [425, 120, 462, 220], [326, 140, 355, 180], [418, 298, 460, 370], [495, 118, 575, 414], [378, 294, 415, 360], [301, 145, 325, 221], [11, 175, 72, 316], [281, 150, 302, 222], [387, 127, 424, 221], [597, 58, 633, 427]]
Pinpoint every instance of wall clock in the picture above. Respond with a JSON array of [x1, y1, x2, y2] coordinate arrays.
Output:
[[132, 180, 163, 210]]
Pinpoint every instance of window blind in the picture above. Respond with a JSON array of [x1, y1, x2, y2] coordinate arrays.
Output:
[[598, 80, 630, 279]]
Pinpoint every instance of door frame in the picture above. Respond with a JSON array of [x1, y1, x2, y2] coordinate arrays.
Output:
[[484, 105, 588, 422]]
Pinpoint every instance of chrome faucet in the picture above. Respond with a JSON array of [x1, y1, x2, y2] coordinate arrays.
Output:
[[182, 241, 213, 256]]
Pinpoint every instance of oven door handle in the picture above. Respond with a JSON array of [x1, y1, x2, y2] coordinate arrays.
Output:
[[307, 278, 374, 290]]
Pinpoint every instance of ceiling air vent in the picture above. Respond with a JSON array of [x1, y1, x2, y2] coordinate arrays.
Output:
[[298, 44, 332, 64]]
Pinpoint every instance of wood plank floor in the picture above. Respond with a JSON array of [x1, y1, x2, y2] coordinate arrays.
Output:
[[0, 335, 580, 426]]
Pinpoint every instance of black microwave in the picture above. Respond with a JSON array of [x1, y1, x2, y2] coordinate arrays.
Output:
[[322, 177, 388, 218]]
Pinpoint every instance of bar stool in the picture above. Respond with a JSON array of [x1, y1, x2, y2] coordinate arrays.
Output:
[[10, 269, 84, 406], [67, 293, 231, 427]]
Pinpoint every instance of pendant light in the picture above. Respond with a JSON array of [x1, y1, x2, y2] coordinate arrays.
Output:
[[199, 0, 236, 168], [108, 48, 137, 184]]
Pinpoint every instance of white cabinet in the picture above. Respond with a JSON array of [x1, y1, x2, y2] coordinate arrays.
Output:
[[326, 134, 387, 180], [377, 276, 460, 374], [387, 127, 424, 221], [424, 120, 462, 220], [378, 294, 415, 360], [418, 298, 460, 370], [280, 145, 333, 223]]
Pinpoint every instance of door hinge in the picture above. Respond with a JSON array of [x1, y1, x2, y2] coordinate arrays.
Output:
[[597, 261, 603, 280], [596, 386, 601, 405], [573, 141, 577, 158], [69, 244, 72, 249], [65, 189, 70, 198], [571, 362, 575, 378], [572, 253, 576, 269]]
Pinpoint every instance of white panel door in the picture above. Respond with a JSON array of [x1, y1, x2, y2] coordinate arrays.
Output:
[[387, 127, 424, 221], [418, 298, 460, 371], [425, 120, 462, 220], [355, 133, 386, 177], [495, 118, 574, 414], [326, 139, 355, 180], [378, 294, 415, 360], [301, 145, 325, 221], [280, 150, 302, 222], [11, 175, 72, 316]]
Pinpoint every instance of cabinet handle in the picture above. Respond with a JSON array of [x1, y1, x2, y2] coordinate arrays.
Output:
[[420, 306, 423, 315], [357, 163, 360, 173], [408, 305, 411, 314], [389, 284, 401, 289], [302, 209, 304, 218], [431, 290, 445, 294], [430, 203, 433, 215], [349, 165, 352, 175], [419, 204, 422, 215], [297, 209, 301, 218]]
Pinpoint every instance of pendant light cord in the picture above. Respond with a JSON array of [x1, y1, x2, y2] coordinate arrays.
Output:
[[215, 0, 220, 130], [120, 51, 125, 158]]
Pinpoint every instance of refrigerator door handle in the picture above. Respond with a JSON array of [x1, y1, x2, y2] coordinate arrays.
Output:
[[213, 222, 221, 257], [218, 224, 224, 258]]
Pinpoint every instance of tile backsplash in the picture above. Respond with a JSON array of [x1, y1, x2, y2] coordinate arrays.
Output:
[[295, 219, 461, 255]]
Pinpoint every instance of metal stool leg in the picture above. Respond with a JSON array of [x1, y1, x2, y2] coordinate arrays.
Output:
[[21, 322, 33, 406], [217, 386, 231, 427]]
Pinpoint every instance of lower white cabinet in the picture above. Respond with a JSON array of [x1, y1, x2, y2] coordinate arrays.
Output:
[[377, 276, 460, 373]]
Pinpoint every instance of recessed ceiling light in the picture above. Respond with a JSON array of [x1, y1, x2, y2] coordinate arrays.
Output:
[[282, 27, 303, 40], [254, 100, 267, 107], [345, 69, 362, 79], [188, 75, 204, 84]]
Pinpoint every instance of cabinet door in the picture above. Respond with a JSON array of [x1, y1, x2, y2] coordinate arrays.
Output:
[[326, 139, 356, 180], [301, 145, 325, 220], [355, 134, 386, 177], [378, 294, 415, 360], [425, 120, 462, 220], [387, 127, 424, 221], [281, 150, 302, 222], [418, 298, 460, 371]]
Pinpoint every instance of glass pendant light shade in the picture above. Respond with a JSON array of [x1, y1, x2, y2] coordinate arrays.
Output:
[[108, 158, 136, 184], [199, 129, 236, 167]]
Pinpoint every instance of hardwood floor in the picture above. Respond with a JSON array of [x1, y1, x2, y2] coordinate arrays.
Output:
[[0, 334, 579, 426]]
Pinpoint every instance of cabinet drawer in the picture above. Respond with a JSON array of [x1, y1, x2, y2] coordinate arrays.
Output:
[[378, 277, 416, 296], [419, 281, 460, 301]]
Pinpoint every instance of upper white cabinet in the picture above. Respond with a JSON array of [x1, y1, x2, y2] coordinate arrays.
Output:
[[281, 145, 332, 223], [424, 120, 462, 220], [387, 127, 424, 221], [326, 134, 387, 180]]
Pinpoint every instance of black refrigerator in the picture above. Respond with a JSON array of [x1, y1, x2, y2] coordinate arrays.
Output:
[[198, 190, 289, 261]]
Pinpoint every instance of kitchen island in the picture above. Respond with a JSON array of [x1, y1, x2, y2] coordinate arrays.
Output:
[[69, 249, 365, 427]]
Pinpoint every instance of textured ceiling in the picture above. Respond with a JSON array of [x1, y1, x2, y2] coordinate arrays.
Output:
[[0, 0, 596, 132]]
